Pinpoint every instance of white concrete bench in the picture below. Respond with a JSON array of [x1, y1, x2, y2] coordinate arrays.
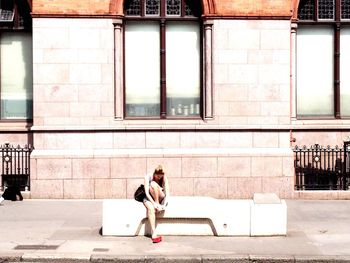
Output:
[[103, 196, 251, 236], [250, 193, 287, 236], [102, 194, 287, 237]]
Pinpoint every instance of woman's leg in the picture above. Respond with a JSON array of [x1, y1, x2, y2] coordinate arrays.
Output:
[[143, 200, 157, 238], [149, 181, 165, 205]]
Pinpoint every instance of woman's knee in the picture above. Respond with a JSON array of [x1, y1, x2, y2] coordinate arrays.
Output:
[[150, 181, 160, 190]]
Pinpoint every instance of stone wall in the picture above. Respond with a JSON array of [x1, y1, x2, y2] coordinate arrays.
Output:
[[33, 18, 115, 127], [32, 18, 291, 127], [30, 147, 294, 199], [30, 17, 295, 199], [213, 20, 290, 125]]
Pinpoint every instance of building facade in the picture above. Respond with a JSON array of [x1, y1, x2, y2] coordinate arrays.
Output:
[[1, 0, 350, 199]]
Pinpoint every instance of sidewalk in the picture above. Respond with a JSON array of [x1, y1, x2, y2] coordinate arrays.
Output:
[[0, 199, 350, 262]]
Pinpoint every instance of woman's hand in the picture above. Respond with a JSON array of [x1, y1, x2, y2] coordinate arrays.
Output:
[[154, 203, 164, 212]]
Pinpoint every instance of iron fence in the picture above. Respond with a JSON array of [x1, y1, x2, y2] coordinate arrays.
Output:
[[294, 142, 350, 190], [0, 143, 33, 191]]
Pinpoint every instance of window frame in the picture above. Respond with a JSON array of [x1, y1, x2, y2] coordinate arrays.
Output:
[[297, 0, 350, 119], [0, 0, 32, 122], [123, 0, 203, 120]]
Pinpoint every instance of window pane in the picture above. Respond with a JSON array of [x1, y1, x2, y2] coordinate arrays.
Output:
[[0, 32, 32, 119], [125, 0, 141, 16], [318, 0, 335, 20], [341, 27, 350, 116], [166, 0, 181, 16], [166, 22, 200, 117], [298, 0, 315, 20], [296, 26, 334, 116], [145, 0, 160, 16], [184, 0, 202, 17], [342, 0, 350, 19], [125, 22, 160, 117], [0, 9, 14, 22]]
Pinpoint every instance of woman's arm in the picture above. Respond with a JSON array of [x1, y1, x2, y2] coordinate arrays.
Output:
[[162, 176, 170, 205], [144, 173, 156, 205]]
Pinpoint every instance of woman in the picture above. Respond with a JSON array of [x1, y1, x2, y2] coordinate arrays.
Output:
[[143, 165, 169, 243]]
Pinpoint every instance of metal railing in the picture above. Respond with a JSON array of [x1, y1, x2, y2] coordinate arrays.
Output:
[[0, 143, 33, 191], [294, 142, 350, 190]]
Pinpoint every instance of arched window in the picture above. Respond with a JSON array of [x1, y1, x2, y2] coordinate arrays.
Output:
[[124, 0, 202, 119], [296, 0, 350, 118]]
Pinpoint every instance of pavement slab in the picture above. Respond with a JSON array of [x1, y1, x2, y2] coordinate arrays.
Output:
[[0, 199, 350, 262]]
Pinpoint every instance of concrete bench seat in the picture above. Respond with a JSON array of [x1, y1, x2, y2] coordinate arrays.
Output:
[[251, 193, 288, 236], [102, 194, 287, 237]]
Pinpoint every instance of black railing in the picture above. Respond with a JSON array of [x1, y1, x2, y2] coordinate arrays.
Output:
[[294, 142, 350, 190], [0, 143, 33, 191]]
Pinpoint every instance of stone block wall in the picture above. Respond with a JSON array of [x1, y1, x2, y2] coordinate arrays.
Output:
[[30, 147, 294, 199], [213, 20, 290, 125], [33, 18, 291, 127], [0, 133, 32, 146], [29, 17, 296, 199], [33, 18, 115, 127], [292, 130, 350, 147]]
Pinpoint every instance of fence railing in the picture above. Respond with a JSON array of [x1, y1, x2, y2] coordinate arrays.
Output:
[[0, 143, 33, 191], [294, 142, 350, 190]]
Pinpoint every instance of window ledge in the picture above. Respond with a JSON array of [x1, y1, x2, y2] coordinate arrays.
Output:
[[0, 121, 32, 132], [291, 119, 350, 129], [31, 147, 293, 158]]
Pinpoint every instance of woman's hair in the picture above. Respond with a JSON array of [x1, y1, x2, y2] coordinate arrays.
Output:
[[153, 165, 165, 186], [154, 165, 164, 175]]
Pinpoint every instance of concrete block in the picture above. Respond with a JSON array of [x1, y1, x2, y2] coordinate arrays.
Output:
[[102, 197, 251, 236], [103, 198, 146, 236], [250, 193, 287, 236]]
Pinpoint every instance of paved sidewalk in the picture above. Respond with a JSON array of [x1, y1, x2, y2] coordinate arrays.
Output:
[[0, 199, 350, 262]]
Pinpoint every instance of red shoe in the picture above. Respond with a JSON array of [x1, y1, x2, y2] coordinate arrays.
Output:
[[152, 236, 162, 243]]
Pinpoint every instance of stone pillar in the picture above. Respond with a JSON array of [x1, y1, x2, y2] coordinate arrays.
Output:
[[204, 20, 214, 120], [290, 22, 298, 121], [113, 19, 123, 120]]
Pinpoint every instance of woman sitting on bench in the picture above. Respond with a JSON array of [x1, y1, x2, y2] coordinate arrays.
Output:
[[143, 165, 170, 243]]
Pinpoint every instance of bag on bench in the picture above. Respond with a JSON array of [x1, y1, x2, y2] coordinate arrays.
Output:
[[134, 184, 146, 202]]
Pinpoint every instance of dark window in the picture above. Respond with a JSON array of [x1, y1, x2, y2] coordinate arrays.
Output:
[[124, 0, 202, 119], [318, 0, 335, 20], [342, 0, 350, 19], [0, 0, 14, 22]]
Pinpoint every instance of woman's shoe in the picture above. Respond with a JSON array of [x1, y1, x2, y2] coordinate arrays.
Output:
[[152, 236, 162, 243]]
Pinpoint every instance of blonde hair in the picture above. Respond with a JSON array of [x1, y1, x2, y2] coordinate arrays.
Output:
[[154, 164, 165, 174]]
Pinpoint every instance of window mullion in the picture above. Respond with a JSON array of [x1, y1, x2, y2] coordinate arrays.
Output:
[[160, 19, 167, 119], [334, 0, 341, 118], [181, 0, 185, 17], [334, 25, 341, 118], [315, 0, 318, 21], [141, 0, 145, 17], [335, 0, 341, 21]]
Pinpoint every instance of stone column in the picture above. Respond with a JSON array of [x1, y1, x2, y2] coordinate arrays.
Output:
[[290, 22, 297, 121], [113, 19, 123, 120], [204, 20, 214, 120]]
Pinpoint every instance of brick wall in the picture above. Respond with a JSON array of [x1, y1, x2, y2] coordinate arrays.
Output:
[[32, 0, 292, 17], [32, 0, 120, 16], [216, 0, 292, 17]]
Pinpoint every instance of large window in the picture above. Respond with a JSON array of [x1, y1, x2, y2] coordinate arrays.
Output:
[[124, 0, 202, 119], [297, 0, 350, 118], [0, 0, 32, 120]]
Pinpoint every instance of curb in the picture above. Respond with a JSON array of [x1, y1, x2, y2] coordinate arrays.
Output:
[[2, 254, 350, 263]]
